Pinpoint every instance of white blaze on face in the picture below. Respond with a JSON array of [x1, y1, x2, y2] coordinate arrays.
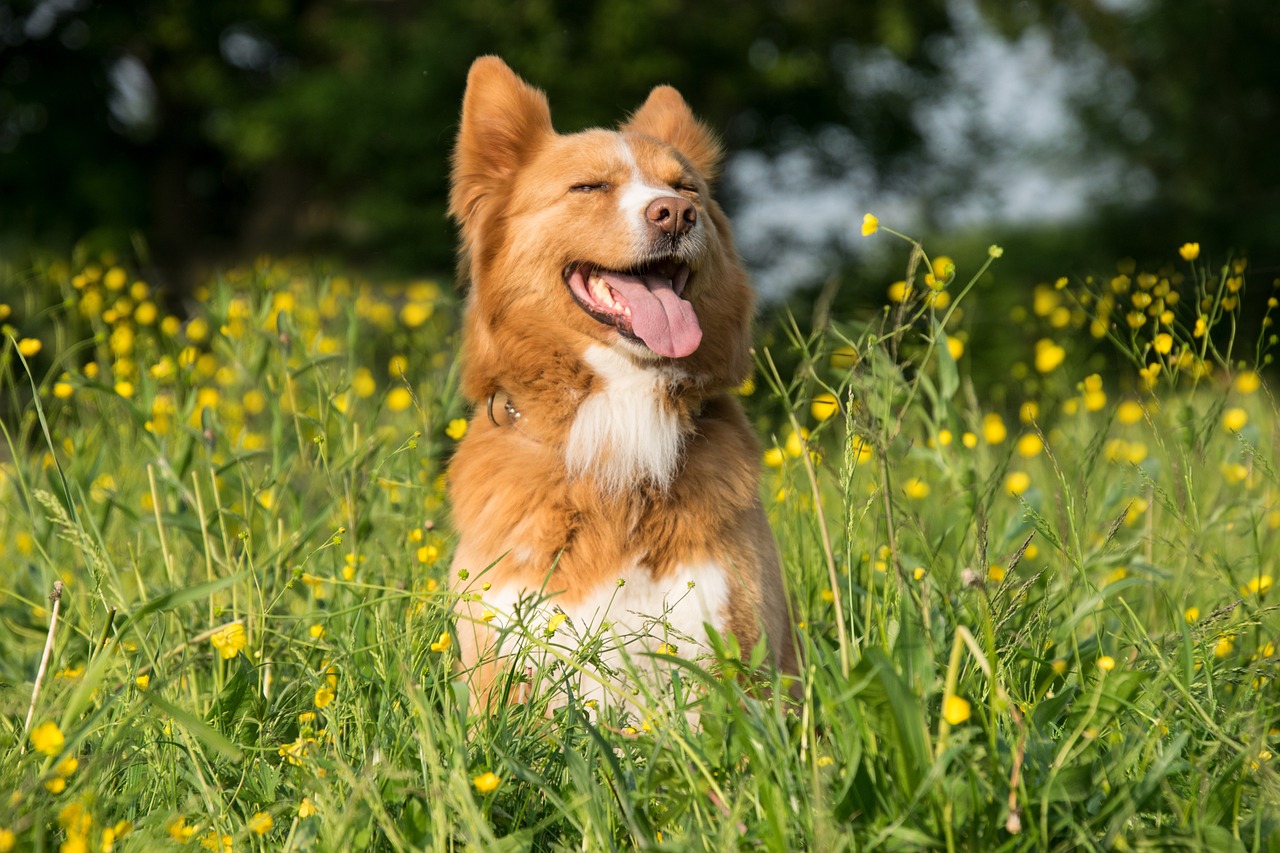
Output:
[[614, 138, 684, 245]]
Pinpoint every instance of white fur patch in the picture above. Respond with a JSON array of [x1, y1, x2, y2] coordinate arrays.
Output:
[[615, 138, 685, 244], [476, 561, 730, 709], [566, 344, 686, 491]]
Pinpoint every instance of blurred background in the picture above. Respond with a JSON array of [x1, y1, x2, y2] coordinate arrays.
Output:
[[1, 0, 1276, 307]]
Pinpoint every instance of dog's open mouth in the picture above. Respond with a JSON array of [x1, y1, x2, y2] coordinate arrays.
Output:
[[564, 258, 702, 358]]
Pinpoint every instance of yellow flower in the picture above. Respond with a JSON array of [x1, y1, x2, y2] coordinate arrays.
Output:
[[861, 213, 879, 236], [763, 446, 784, 468], [44, 777, 66, 794], [830, 345, 858, 369], [655, 642, 678, 655], [1153, 332, 1173, 355], [903, 477, 930, 499], [1243, 575, 1273, 596], [16, 338, 42, 358], [210, 623, 247, 660], [784, 428, 809, 458], [1005, 471, 1031, 496], [314, 684, 335, 709], [248, 812, 273, 835], [114, 381, 134, 399], [52, 381, 74, 399], [810, 392, 838, 422], [1117, 400, 1144, 425], [988, 563, 1006, 582], [298, 798, 317, 818], [54, 756, 78, 778], [1015, 433, 1042, 458], [473, 771, 502, 793], [1222, 407, 1248, 432], [400, 302, 433, 328], [168, 814, 195, 840], [1096, 656, 1116, 673], [982, 413, 1007, 445], [353, 367, 377, 398], [386, 387, 413, 412], [546, 612, 567, 635], [887, 280, 911, 303], [445, 418, 468, 440], [135, 674, 150, 689], [1081, 374, 1107, 412], [0, 828, 14, 853], [1234, 371, 1260, 394], [430, 632, 451, 653], [941, 694, 971, 725], [1034, 339, 1066, 374], [988, 244, 1003, 258], [961, 431, 978, 449], [1178, 242, 1200, 261], [913, 567, 926, 580], [30, 720, 64, 756], [1184, 606, 1200, 622], [929, 255, 955, 288], [945, 336, 964, 360], [1214, 636, 1233, 658]]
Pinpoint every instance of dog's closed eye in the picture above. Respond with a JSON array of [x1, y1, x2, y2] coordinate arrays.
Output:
[[570, 182, 610, 193]]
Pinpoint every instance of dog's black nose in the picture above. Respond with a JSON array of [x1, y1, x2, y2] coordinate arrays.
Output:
[[646, 196, 696, 236]]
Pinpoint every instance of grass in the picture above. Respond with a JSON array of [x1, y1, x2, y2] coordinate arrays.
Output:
[[0, 235, 1278, 851]]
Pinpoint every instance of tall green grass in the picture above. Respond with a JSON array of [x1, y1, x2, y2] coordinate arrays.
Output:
[[1, 237, 1277, 851]]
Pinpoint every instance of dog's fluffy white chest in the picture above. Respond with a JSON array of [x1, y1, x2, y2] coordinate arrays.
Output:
[[565, 345, 685, 491]]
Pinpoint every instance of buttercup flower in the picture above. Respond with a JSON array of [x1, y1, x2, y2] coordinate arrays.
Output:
[[861, 213, 879, 236], [472, 771, 501, 793], [1178, 243, 1200, 261], [210, 623, 247, 660], [942, 694, 971, 725]]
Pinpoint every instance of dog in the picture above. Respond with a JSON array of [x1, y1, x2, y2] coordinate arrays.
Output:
[[447, 56, 795, 712]]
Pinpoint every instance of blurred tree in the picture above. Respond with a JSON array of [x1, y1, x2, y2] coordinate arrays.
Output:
[[986, 0, 1280, 259], [0, 0, 951, 287]]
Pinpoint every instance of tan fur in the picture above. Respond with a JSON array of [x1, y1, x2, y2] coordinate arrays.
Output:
[[447, 56, 795, 709]]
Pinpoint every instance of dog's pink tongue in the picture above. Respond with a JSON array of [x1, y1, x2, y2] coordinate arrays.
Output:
[[606, 273, 702, 358]]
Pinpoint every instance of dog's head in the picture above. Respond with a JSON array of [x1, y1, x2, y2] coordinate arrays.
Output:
[[449, 57, 753, 401]]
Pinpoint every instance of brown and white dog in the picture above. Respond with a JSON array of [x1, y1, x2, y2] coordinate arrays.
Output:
[[447, 57, 795, 711]]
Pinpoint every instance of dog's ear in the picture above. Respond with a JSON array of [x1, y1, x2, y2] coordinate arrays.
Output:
[[623, 86, 723, 180], [450, 57, 553, 225]]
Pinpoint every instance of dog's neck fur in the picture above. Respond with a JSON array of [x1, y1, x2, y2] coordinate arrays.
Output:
[[479, 340, 706, 493]]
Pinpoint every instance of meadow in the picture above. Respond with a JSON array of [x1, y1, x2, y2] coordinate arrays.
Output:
[[1, 225, 1278, 851]]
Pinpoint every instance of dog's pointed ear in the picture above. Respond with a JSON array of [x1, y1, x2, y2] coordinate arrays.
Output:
[[450, 57, 554, 225], [622, 86, 723, 180]]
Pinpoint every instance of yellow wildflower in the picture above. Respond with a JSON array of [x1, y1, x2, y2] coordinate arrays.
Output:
[[30, 720, 64, 756], [430, 632, 451, 653], [298, 798, 317, 818], [386, 387, 413, 412], [1096, 656, 1116, 673], [135, 674, 150, 689], [1034, 339, 1066, 374], [945, 336, 964, 360], [988, 564, 1006, 582], [445, 418, 468, 440], [248, 812, 273, 835], [1234, 371, 1261, 394], [16, 338, 42, 358], [903, 477, 930, 499], [942, 694, 971, 725], [982, 413, 1007, 445], [860, 213, 879, 236], [1015, 433, 1042, 458], [314, 684, 335, 709], [810, 392, 838, 422], [210, 623, 247, 660], [0, 828, 14, 852], [1222, 407, 1248, 432], [546, 612, 567, 635], [763, 446, 784, 468], [1005, 471, 1031, 496], [1184, 607, 1200, 622], [472, 771, 501, 793], [1243, 575, 1273, 596], [1178, 243, 1200, 261]]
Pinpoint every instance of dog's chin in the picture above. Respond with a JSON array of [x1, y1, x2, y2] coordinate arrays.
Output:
[[563, 258, 703, 360]]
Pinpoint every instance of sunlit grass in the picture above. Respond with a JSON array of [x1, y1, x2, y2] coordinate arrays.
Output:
[[1, 234, 1277, 850]]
